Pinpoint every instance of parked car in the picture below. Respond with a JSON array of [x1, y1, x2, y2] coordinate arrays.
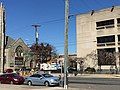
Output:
[[24, 73, 60, 86], [5, 69, 13, 73], [0, 73, 25, 84]]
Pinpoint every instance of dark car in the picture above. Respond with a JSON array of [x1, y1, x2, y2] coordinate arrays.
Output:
[[5, 69, 13, 73], [68, 67, 77, 73], [0, 73, 25, 84]]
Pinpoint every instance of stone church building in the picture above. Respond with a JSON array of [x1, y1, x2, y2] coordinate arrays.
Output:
[[0, 4, 31, 73]]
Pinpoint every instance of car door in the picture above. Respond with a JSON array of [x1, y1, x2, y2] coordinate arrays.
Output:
[[30, 74, 41, 85], [5, 74, 14, 84], [2, 74, 11, 84], [4, 74, 10, 84], [0, 74, 6, 83], [37, 74, 45, 85]]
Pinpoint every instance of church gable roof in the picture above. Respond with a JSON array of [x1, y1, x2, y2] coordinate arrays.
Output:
[[5, 36, 15, 48], [5, 37, 29, 50]]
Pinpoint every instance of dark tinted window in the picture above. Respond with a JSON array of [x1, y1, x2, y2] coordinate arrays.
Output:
[[96, 19, 114, 27], [5, 73, 18, 77], [30, 74, 42, 78], [42, 74, 53, 78], [117, 18, 120, 23], [118, 35, 120, 41], [0, 74, 6, 77], [97, 35, 115, 43]]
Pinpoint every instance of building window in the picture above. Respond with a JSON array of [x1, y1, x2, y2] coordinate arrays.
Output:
[[118, 35, 120, 45], [97, 48, 116, 65], [97, 35, 115, 43], [96, 19, 114, 30], [117, 18, 120, 24], [118, 35, 120, 41], [15, 46, 23, 57], [117, 18, 120, 27]]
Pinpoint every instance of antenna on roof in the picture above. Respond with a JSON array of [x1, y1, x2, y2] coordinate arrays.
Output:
[[91, 10, 94, 16], [111, 6, 114, 12]]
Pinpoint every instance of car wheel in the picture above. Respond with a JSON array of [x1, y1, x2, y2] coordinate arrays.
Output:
[[44, 81, 49, 86], [27, 81, 32, 86]]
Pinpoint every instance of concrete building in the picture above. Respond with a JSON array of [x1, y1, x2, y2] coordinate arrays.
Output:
[[58, 54, 77, 69], [76, 6, 120, 72]]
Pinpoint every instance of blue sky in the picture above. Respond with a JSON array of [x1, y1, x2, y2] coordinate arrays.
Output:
[[0, 0, 120, 54]]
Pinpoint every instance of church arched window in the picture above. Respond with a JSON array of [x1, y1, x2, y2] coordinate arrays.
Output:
[[15, 46, 23, 57]]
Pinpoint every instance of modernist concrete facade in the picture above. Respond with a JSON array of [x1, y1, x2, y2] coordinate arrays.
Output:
[[76, 6, 120, 72]]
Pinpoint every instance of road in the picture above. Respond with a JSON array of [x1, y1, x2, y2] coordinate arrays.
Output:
[[0, 76, 120, 90], [68, 76, 120, 90]]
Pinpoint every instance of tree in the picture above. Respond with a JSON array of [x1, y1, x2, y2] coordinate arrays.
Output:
[[30, 43, 57, 64], [86, 50, 98, 68], [23, 50, 34, 68], [77, 50, 98, 69]]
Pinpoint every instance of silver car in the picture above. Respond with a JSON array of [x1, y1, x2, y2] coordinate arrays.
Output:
[[24, 73, 60, 86]]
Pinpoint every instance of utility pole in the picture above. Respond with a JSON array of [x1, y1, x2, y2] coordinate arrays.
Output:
[[32, 24, 40, 45], [32, 24, 40, 70], [0, 3, 6, 73], [64, 0, 69, 89]]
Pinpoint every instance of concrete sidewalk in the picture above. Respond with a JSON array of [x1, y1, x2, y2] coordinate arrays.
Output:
[[30, 87, 80, 90], [74, 73, 120, 78], [52, 73, 120, 78]]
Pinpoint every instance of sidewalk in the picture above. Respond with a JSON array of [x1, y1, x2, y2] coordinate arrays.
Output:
[[30, 87, 79, 90], [52, 73, 120, 78], [73, 73, 120, 78], [30, 87, 80, 90]]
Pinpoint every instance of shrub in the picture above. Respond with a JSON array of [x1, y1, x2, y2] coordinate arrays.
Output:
[[84, 67, 96, 74]]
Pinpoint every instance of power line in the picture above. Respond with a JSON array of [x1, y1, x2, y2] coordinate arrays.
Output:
[[8, 1, 119, 46], [40, 18, 64, 24]]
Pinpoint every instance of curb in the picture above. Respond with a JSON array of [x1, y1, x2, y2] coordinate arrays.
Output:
[[30, 87, 79, 90]]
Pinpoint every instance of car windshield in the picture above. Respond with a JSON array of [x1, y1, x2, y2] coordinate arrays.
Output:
[[42, 74, 53, 78], [10, 73, 19, 77]]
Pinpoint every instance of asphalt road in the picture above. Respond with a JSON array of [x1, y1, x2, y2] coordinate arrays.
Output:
[[0, 77, 120, 90], [68, 77, 120, 90]]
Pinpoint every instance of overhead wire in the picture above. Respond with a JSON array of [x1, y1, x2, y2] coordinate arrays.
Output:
[[13, 7, 118, 48], [8, 0, 119, 50], [17, 12, 117, 48]]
